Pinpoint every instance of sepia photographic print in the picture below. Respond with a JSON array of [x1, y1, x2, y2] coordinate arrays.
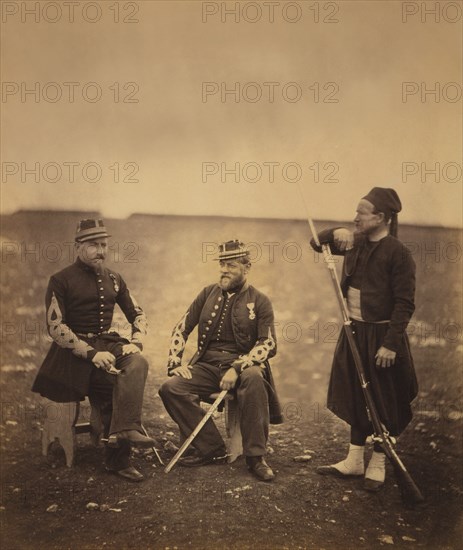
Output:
[[1, 1, 462, 549]]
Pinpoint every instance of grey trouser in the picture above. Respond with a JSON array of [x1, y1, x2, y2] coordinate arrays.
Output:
[[159, 358, 269, 457], [89, 352, 149, 470]]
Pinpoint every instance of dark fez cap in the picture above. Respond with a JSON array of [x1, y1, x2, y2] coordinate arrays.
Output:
[[362, 187, 402, 217], [75, 219, 111, 243]]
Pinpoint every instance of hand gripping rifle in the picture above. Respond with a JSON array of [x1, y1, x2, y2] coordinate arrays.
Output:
[[303, 199, 424, 506]]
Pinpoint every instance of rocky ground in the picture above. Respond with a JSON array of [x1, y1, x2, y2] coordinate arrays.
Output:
[[1, 213, 462, 549]]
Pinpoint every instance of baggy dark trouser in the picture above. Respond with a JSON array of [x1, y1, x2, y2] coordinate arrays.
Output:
[[328, 321, 417, 437], [88, 352, 149, 470], [159, 360, 269, 457]]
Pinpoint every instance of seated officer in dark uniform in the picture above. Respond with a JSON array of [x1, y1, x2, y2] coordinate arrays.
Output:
[[32, 219, 154, 482], [159, 240, 282, 481]]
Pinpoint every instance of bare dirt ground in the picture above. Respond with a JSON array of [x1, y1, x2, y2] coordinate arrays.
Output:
[[1, 213, 462, 549]]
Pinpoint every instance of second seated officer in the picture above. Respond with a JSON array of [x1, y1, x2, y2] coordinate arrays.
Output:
[[159, 240, 282, 481]]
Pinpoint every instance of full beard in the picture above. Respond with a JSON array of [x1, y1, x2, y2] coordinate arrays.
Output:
[[219, 275, 243, 291], [89, 257, 105, 272]]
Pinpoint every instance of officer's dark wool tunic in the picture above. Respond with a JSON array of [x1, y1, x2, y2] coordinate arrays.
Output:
[[167, 282, 282, 424], [159, 281, 282, 458], [311, 229, 418, 436], [32, 258, 147, 402]]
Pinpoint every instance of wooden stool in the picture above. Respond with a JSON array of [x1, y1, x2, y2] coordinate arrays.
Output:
[[41, 400, 103, 467], [206, 393, 243, 463]]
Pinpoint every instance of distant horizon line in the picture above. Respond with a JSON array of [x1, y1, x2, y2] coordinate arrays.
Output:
[[2, 208, 461, 231]]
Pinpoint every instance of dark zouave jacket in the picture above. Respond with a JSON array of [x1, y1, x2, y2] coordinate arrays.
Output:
[[167, 282, 283, 424], [311, 228, 416, 352], [32, 258, 147, 402]]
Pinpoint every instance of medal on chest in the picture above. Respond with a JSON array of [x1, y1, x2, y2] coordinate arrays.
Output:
[[109, 273, 119, 293], [246, 302, 256, 320]]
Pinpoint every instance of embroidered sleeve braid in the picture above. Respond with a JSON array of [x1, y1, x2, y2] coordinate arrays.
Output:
[[115, 275, 148, 349], [47, 292, 95, 359], [165, 287, 213, 374], [238, 327, 276, 371], [128, 291, 148, 346], [167, 311, 188, 370]]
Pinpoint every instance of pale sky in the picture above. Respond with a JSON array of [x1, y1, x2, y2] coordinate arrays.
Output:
[[1, 1, 462, 226]]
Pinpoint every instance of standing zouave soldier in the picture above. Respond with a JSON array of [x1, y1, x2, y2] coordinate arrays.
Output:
[[311, 188, 418, 492]]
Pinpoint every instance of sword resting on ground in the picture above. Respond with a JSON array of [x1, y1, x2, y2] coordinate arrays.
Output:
[[297, 181, 424, 507], [164, 389, 228, 473]]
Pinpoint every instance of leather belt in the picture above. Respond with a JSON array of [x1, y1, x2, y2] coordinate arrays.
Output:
[[76, 331, 109, 338], [350, 319, 390, 325]]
